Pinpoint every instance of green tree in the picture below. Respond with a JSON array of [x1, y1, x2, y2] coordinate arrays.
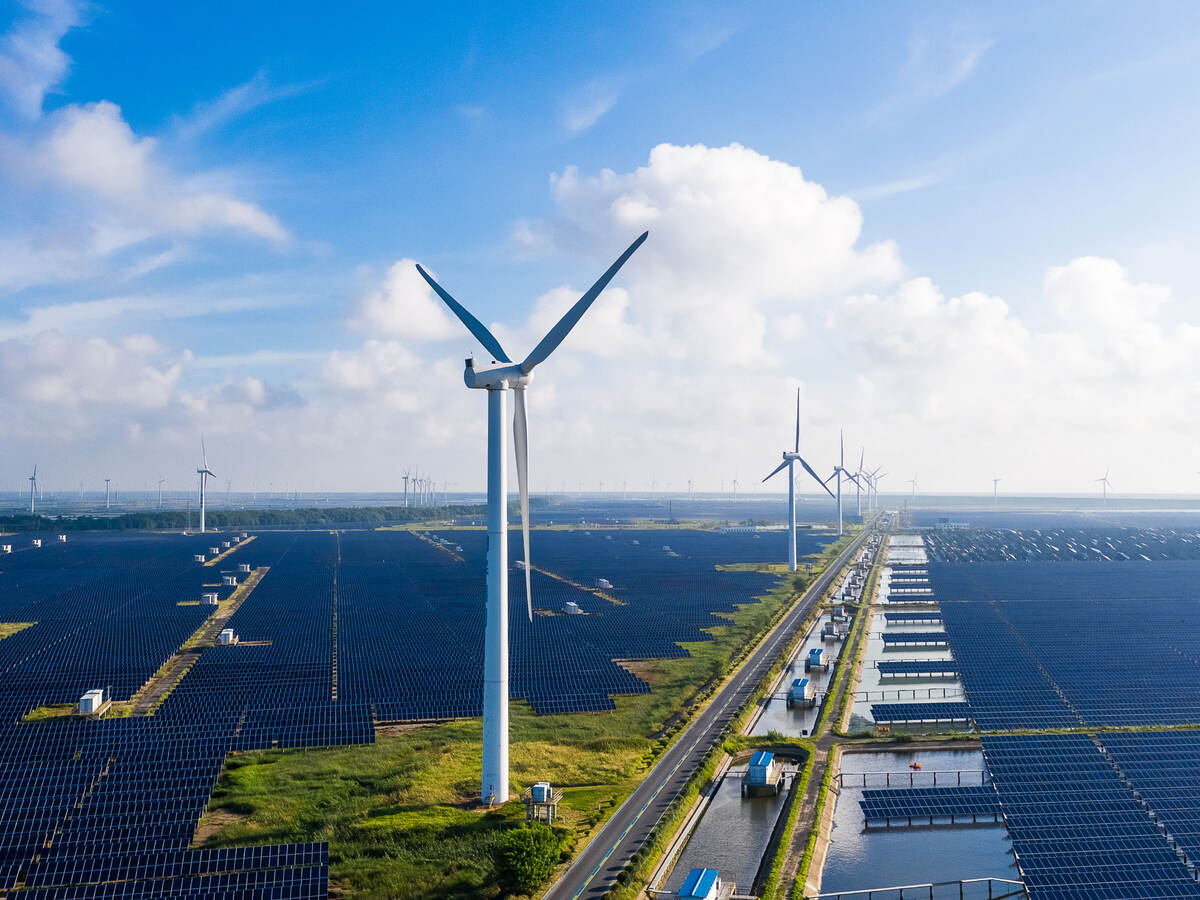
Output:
[[495, 822, 560, 894]]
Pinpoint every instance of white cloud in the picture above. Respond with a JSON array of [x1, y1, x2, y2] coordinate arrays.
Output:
[[351, 259, 460, 340], [42, 101, 288, 243], [174, 71, 315, 140], [0, 0, 82, 118], [562, 78, 621, 133]]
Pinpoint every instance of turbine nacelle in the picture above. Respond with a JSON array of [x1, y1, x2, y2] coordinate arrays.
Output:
[[463, 359, 533, 391]]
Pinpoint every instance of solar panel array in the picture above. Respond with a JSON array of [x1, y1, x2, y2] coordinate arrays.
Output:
[[983, 734, 1200, 899], [876, 660, 959, 676], [0, 525, 806, 896], [1102, 731, 1200, 867], [928, 558, 1200, 729], [926, 527, 1200, 563], [869, 701, 973, 723], [859, 785, 998, 822]]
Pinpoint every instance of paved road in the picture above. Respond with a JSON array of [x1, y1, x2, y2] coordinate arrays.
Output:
[[544, 526, 876, 900]]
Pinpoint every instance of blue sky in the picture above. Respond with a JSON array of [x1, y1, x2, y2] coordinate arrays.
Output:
[[2, 0, 1199, 495]]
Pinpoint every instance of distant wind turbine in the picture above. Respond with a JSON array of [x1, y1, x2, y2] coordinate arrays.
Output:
[[1096, 467, 1111, 501], [104, 478, 111, 510], [157, 477, 165, 508], [28, 465, 37, 514], [855, 447, 866, 516], [196, 439, 216, 532], [417, 229, 647, 804], [762, 389, 834, 571], [992, 475, 1002, 503], [824, 431, 861, 536]]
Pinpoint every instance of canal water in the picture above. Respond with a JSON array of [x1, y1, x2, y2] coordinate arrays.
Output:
[[818, 749, 1017, 897], [751, 613, 848, 737], [666, 764, 795, 895]]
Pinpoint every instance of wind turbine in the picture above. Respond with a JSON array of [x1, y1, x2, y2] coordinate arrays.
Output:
[[871, 469, 887, 510], [824, 431, 861, 536], [907, 475, 918, 497], [28, 465, 37, 514], [855, 447, 866, 516], [762, 389, 835, 571], [992, 475, 1002, 503], [157, 477, 165, 508], [196, 439, 216, 533], [417, 229, 647, 804], [1096, 467, 1111, 501], [104, 478, 111, 510]]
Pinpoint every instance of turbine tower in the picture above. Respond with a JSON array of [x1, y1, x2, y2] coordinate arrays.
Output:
[[104, 478, 111, 510], [824, 431, 861, 536], [196, 439, 216, 533], [157, 477, 165, 508], [855, 448, 866, 516], [907, 475, 918, 496], [992, 475, 1002, 503], [417, 230, 647, 803], [1096, 467, 1111, 501], [762, 389, 834, 571], [28, 465, 37, 514]]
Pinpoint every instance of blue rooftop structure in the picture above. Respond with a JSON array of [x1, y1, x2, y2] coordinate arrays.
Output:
[[679, 868, 721, 899], [749, 751, 773, 767]]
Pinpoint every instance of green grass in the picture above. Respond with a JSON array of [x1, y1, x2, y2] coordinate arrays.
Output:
[[198, 534, 854, 899], [0, 622, 35, 640]]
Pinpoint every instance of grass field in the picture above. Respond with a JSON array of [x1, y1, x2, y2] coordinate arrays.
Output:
[[196, 538, 850, 899]]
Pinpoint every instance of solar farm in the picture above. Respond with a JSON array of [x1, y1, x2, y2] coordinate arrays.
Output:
[[0, 525, 832, 899], [858, 523, 1200, 899]]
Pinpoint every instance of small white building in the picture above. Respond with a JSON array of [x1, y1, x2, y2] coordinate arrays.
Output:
[[218, 628, 237, 645], [31, 539, 42, 548], [514, 560, 527, 570], [57, 534, 67, 542], [193, 554, 206, 563], [209, 546, 219, 555], [563, 601, 583, 615], [1, 545, 11, 553], [78, 689, 106, 715], [222, 575, 237, 586], [240, 532, 249, 539], [238, 563, 251, 573], [202, 592, 220, 605], [596, 577, 613, 590], [222, 541, 231, 549]]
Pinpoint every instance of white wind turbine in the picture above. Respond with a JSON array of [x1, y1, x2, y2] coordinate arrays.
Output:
[[907, 475, 918, 496], [196, 439, 216, 533], [157, 477, 165, 509], [762, 389, 834, 571], [855, 447, 867, 516], [104, 478, 111, 510], [28, 465, 37, 514], [992, 475, 1002, 503], [1096, 467, 1111, 501], [824, 431, 861, 536], [417, 230, 647, 803]]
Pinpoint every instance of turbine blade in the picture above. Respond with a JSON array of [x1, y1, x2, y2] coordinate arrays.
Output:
[[794, 388, 801, 454], [520, 232, 648, 374], [762, 459, 789, 483], [512, 387, 532, 622], [801, 458, 836, 498], [415, 264, 512, 363]]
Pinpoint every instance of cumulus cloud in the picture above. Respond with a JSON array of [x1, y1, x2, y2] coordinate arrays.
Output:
[[351, 260, 459, 340], [0, 10, 291, 294], [41, 101, 288, 242]]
